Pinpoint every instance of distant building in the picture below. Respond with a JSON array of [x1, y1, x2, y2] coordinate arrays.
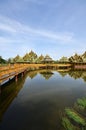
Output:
[[42, 55, 53, 63]]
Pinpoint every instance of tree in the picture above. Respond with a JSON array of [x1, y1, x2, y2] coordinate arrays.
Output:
[[37, 54, 44, 63], [7, 58, 14, 63], [23, 53, 29, 61], [28, 50, 38, 63], [23, 51, 38, 63], [59, 56, 69, 63], [13, 55, 21, 63], [81, 51, 86, 62], [0, 56, 7, 63], [69, 53, 83, 63]]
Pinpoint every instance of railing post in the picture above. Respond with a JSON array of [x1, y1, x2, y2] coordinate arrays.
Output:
[[21, 72, 24, 77], [15, 75, 18, 82], [0, 85, 1, 94]]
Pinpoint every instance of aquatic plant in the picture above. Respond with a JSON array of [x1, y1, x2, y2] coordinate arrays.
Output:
[[62, 117, 75, 130], [77, 97, 86, 109], [65, 108, 86, 126], [74, 103, 85, 111], [61, 97, 86, 130]]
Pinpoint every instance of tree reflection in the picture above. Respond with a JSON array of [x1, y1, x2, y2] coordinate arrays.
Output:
[[58, 71, 68, 77], [58, 70, 86, 82], [68, 71, 83, 79], [40, 70, 53, 80], [81, 72, 86, 82], [68, 71, 86, 82], [28, 71, 38, 79]]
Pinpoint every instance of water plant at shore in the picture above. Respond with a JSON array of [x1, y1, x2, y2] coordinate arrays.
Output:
[[77, 97, 86, 109], [65, 108, 86, 126], [62, 117, 75, 130], [61, 97, 86, 130]]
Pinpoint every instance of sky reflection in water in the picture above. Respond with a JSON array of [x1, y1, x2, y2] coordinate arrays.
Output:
[[0, 70, 86, 130]]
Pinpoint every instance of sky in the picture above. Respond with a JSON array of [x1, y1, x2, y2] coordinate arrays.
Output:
[[0, 0, 86, 60]]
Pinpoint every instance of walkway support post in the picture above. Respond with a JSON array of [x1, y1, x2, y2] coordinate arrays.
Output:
[[0, 85, 1, 94], [15, 75, 18, 82]]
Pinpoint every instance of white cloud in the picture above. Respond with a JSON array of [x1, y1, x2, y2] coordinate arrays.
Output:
[[0, 15, 74, 43], [0, 23, 16, 33], [0, 36, 21, 43]]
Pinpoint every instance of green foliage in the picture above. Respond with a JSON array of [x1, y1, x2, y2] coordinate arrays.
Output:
[[28, 50, 38, 63], [23, 50, 38, 63], [62, 117, 75, 130], [0, 56, 7, 64], [69, 53, 83, 63], [37, 54, 44, 63], [59, 56, 69, 63], [1, 50, 86, 64], [77, 97, 86, 109], [23, 53, 29, 61], [74, 103, 85, 111], [62, 97, 86, 130], [65, 108, 86, 126], [7, 58, 14, 63], [13, 55, 21, 63]]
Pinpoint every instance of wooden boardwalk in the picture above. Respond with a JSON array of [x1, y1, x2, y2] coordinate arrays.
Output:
[[0, 64, 29, 85], [0, 63, 72, 85]]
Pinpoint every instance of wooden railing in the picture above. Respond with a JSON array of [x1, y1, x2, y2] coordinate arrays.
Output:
[[0, 63, 72, 85], [0, 64, 29, 84]]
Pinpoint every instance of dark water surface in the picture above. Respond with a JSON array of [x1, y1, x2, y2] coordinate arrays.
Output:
[[0, 70, 86, 130]]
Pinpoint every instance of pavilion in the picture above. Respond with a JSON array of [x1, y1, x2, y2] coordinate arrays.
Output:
[[42, 55, 53, 63]]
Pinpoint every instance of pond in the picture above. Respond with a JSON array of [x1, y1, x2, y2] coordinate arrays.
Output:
[[0, 70, 86, 130]]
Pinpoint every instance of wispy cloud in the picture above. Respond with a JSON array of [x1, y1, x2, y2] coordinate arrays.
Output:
[[0, 23, 16, 33], [0, 36, 24, 43], [0, 15, 74, 43]]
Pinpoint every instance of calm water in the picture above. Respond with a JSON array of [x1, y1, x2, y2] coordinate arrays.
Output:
[[0, 70, 86, 130]]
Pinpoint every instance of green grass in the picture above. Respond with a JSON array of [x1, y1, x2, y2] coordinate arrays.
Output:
[[65, 108, 86, 126]]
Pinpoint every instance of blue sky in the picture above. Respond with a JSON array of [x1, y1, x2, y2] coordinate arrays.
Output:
[[0, 0, 86, 60]]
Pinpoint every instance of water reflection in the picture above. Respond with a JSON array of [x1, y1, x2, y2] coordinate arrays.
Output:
[[27, 70, 54, 80], [0, 69, 86, 130], [58, 70, 86, 82], [28, 71, 38, 79], [40, 70, 53, 80], [0, 74, 27, 121], [27, 69, 86, 82]]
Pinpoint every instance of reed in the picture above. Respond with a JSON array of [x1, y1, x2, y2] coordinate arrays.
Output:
[[77, 97, 86, 109], [62, 117, 75, 130], [65, 108, 86, 126]]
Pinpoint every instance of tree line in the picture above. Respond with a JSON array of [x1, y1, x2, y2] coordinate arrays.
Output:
[[0, 50, 86, 64]]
